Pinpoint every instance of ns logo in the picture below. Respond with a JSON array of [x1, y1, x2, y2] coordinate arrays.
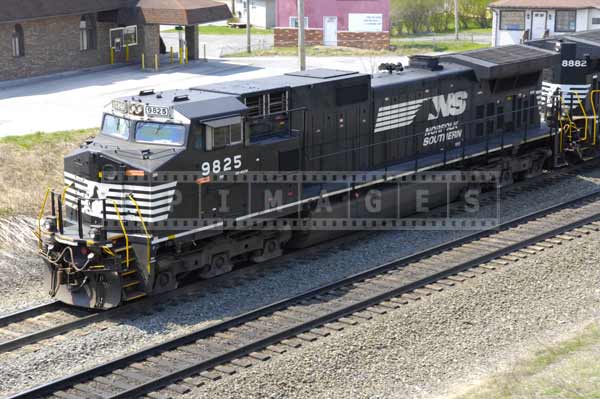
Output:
[[428, 91, 469, 121]]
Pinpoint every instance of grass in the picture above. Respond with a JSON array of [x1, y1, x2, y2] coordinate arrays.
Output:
[[163, 25, 272, 35], [0, 129, 94, 149], [394, 26, 492, 38], [226, 40, 489, 58], [455, 323, 600, 399], [392, 17, 492, 38], [0, 129, 97, 217]]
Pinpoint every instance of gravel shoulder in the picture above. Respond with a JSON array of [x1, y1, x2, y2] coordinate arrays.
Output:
[[0, 169, 599, 397], [182, 231, 600, 399]]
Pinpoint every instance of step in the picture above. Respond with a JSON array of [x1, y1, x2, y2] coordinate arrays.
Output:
[[114, 246, 133, 253], [120, 270, 137, 277], [122, 279, 141, 289], [125, 291, 147, 302]]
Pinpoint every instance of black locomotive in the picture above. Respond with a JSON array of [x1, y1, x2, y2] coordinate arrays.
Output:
[[38, 30, 600, 309]]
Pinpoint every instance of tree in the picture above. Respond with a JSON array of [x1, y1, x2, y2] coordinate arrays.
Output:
[[459, 0, 491, 28], [391, 0, 453, 34]]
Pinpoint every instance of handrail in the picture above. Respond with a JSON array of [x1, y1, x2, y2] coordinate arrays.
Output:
[[57, 183, 73, 232], [590, 90, 600, 145], [559, 97, 575, 142], [557, 111, 565, 152], [111, 201, 129, 269], [574, 91, 588, 142], [128, 194, 152, 274], [36, 188, 51, 249]]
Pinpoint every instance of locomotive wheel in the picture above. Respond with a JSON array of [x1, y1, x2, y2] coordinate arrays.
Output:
[[197, 252, 233, 279], [251, 238, 283, 263]]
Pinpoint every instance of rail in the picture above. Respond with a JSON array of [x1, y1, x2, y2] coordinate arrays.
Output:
[[36, 188, 51, 249], [128, 194, 152, 274], [111, 201, 130, 268]]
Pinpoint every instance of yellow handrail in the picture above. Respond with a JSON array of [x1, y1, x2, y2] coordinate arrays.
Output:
[[128, 194, 152, 274], [559, 96, 576, 141], [574, 91, 588, 142], [57, 183, 73, 231], [590, 90, 600, 145], [112, 201, 129, 268], [36, 188, 51, 249], [557, 111, 565, 152]]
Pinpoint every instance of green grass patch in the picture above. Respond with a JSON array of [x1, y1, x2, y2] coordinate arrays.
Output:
[[163, 26, 272, 35], [393, 27, 492, 38], [392, 40, 488, 53], [456, 323, 600, 399], [0, 128, 97, 150], [226, 40, 488, 58]]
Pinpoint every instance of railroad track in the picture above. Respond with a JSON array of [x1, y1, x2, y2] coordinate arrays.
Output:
[[0, 302, 101, 354], [2, 160, 598, 358], [10, 190, 600, 399]]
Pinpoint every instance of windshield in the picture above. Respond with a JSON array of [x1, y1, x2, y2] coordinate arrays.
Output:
[[135, 122, 186, 146], [101, 114, 131, 140]]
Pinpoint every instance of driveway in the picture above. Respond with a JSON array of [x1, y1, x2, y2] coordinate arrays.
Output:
[[161, 32, 274, 58], [0, 55, 406, 137]]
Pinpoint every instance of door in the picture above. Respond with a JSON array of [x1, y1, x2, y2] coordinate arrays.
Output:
[[323, 16, 338, 46], [531, 12, 547, 40]]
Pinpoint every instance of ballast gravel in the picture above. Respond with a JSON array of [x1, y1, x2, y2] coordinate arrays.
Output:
[[182, 231, 600, 399], [0, 169, 599, 396]]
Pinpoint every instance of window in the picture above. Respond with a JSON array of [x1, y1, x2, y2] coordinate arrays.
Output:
[[124, 25, 138, 46], [101, 114, 131, 140], [206, 118, 243, 150], [11, 24, 24, 57], [110, 25, 137, 51], [593, 18, 600, 25], [80, 14, 96, 51], [210, 124, 242, 149], [289, 16, 309, 28], [555, 10, 576, 32], [135, 122, 186, 146], [500, 11, 525, 30]]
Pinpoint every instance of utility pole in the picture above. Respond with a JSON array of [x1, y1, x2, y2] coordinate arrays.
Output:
[[454, 0, 459, 40], [246, 0, 251, 53], [298, 0, 306, 70], [231, 0, 235, 15]]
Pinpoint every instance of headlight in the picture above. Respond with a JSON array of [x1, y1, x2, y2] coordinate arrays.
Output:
[[129, 103, 144, 116]]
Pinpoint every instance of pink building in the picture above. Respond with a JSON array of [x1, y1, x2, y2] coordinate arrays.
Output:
[[274, 0, 391, 50]]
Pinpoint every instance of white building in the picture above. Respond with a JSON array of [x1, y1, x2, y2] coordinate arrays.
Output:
[[490, 0, 600, 46], [234, 0, 276, 28]]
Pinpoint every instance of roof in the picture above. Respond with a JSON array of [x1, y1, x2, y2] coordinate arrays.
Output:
[[194, 69, 368, 96], [135, 0, 232, 25], [489, 0, 600, 9], [0, 0, 135, 24], [0, 0, 231, 25], [371, 63, 473, 90], [441, 44, 560, 80], [116, 89, 246, 120]]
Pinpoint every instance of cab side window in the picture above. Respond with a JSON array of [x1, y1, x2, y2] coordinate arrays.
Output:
[[206, 120, 243, 151], [190, 122, 204, 151]]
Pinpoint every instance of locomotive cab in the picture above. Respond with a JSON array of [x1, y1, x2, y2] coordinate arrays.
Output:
[[39, 89, 253, 309]]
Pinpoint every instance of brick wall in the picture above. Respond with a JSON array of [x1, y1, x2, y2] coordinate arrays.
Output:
[[274, 28, 324, 47], [0, 16, 161, 81], [338, 31, 390, 50], [274, 27, 390, 50]]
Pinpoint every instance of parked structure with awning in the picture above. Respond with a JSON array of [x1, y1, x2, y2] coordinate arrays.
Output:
[[0, 0, 232, 81]]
